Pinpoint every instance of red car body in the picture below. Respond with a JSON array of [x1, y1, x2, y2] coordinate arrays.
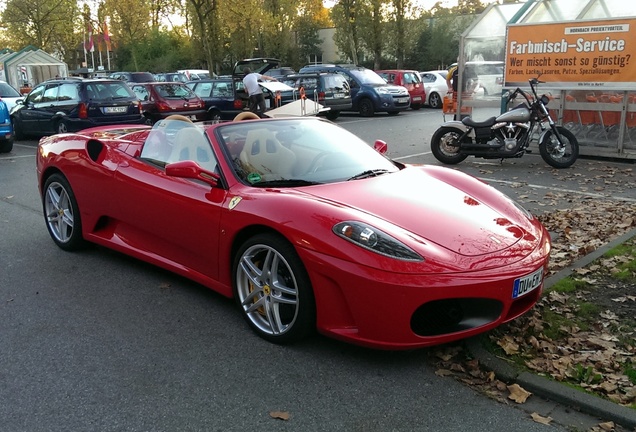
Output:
[[36, 116, 550, 350], [130, 82, 207, 124], [376, 70, 427, 110]]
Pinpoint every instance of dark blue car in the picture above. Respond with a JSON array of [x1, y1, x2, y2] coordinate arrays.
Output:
[[187, 78, 242, 121], [298, 64, 410, 117], [0, 99, 13, 153]]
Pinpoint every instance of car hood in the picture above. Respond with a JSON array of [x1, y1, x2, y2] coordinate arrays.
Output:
[[303, 167, 530, 257]]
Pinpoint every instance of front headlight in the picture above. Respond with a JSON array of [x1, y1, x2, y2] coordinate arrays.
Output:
[[333, 221, 423, 261]]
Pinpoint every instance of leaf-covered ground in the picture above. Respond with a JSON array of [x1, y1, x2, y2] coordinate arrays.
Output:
[[430, 186, 636, 430]]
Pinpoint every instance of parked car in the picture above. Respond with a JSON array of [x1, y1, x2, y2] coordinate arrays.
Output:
[[376, 69, 426, 110], [187, 78, 242, 121], [178, 69, 213, 81], [264, 67, 295, 79], [11, 77, 145, 138], [280, 72, 352, 120], [419, 70, 449, 109], [0, 99, 13, 153], [470, 61, 504, 96], [37, 115, 550, 349], [154, 72, 188, 83], [109, 71, 156, 83], [0, 80, 23, 112], [298, 64, 410, 116], [130, 82, 207, 124]]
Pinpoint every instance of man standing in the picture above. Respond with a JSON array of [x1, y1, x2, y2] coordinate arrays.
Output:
[[242, 67, 277, 116]]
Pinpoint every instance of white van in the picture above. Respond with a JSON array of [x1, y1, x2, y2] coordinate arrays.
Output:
[[178, 69, 213, 81]]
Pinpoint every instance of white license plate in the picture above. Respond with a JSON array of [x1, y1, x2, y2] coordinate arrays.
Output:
[[412, 96, 422, 102], [397, 97, 409, 103], [104, 106, 127, 114], [512, 267, 543, 298], [333, 93, 344, 98]]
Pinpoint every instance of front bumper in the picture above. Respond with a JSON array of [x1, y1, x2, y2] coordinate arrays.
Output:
[[297, 230, 550, 350]]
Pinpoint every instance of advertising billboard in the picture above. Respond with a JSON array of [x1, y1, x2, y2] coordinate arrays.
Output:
[[505, 18, 636, 90]]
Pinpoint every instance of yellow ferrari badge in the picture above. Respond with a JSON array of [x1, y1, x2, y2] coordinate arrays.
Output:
[[229, 196, 242, 210]]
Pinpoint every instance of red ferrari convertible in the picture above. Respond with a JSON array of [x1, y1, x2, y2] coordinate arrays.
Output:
[[37, 113, 551, 350]]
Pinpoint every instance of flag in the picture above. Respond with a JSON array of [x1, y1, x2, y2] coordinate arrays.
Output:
[[85, 23, 94, 53], [102, 22, 111, 52]]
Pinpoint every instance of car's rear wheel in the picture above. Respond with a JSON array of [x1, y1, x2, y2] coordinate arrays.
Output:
[[208, 109, 222, 121], [43, 173, 87, 251], [428, 92, 442, 109], [233, 233, 316, 344], [0, 138, 13, 153], [325, 110, 339, 120], [358, 98, 375, 117], [56, 119, 68, 134]]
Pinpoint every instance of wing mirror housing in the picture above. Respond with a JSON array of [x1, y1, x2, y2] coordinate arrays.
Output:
[[373, 140, 388, 155], [166, 160, 220, 186]]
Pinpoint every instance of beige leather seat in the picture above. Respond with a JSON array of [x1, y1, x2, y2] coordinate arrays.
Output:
[[169, 127, 217, 172], [239, 129, 296, 180]]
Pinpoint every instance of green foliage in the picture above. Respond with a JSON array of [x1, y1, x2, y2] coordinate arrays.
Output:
[[550, 277, 589, 293], [571, 364, 603, 385]]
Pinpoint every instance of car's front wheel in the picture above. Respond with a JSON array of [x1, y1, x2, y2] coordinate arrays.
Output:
[[11, 117, 24, 141], [233, 233, 316, 344], [43, 173, 87, 251], [358, 98, 375, 117], [325, 110, 339, 120]]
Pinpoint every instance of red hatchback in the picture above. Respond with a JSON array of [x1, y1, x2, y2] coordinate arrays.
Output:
[[376, 70, 426, 110], [130, 82, 207, 124]]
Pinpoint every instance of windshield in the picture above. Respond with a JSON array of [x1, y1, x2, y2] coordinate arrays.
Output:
[[155, 83, 197, 98], [217, 118, 398, 185], [349, 69, 387, 85]]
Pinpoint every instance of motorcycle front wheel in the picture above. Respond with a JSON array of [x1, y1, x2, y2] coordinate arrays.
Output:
[[539, 126, 579, 168], [430, 127, 467, 165]]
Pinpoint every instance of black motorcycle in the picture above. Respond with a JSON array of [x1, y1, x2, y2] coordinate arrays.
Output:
[[430, 77, 579, 168]]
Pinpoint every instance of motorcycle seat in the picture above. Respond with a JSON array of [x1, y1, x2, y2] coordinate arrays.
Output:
[[462, 116, 496, 128]]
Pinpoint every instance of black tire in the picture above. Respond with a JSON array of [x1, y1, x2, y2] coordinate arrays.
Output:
[[358, 98, 375, 117], [325, 110, 339, 120], [56, 119, 68, 134], [539, 126, 579, 168], [233, 233, 316, 344], [11, 117, 24, 141], [430, 126, 468, 165], [42, 173, 87, 251], [428, 92, 442, 109], [411, 104, 421, 110], [0, 138, 13, 153], [387, 111, 400, 116], [208, 109, 222, 121]]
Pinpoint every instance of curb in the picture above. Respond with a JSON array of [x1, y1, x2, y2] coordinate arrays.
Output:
[[467, 226, 636, 430]]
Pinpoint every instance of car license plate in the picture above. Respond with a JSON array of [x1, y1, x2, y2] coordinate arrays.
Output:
[[397, 97, 409, 103], [104, 106, 127, 114], [512, 267, 543, 298], [412, 96, 422, 102], [333, 93, 344, 98]]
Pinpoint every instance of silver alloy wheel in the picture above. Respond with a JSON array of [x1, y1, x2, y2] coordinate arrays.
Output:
[[236, 243, 299, 336], [45, 181, 74, 244], [57, 120, 68, 134]]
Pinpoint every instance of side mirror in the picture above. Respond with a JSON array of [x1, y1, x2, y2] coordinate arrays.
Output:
[[166, 160, 220, 186], [373, 140, 388, 155]]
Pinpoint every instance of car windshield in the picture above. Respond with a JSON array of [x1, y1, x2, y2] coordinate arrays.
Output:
[[217, 118, 398, 186], [349, 69, 387, 85], [0, 82, 20, 97], [87, 82, 136, 100]]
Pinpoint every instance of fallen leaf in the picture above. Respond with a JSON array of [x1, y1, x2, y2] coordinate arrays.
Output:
[[530, 412, 552, 425], [598, 421, 615, 431], [269, 411, 290, 421], [507, 383, 531, 403]]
